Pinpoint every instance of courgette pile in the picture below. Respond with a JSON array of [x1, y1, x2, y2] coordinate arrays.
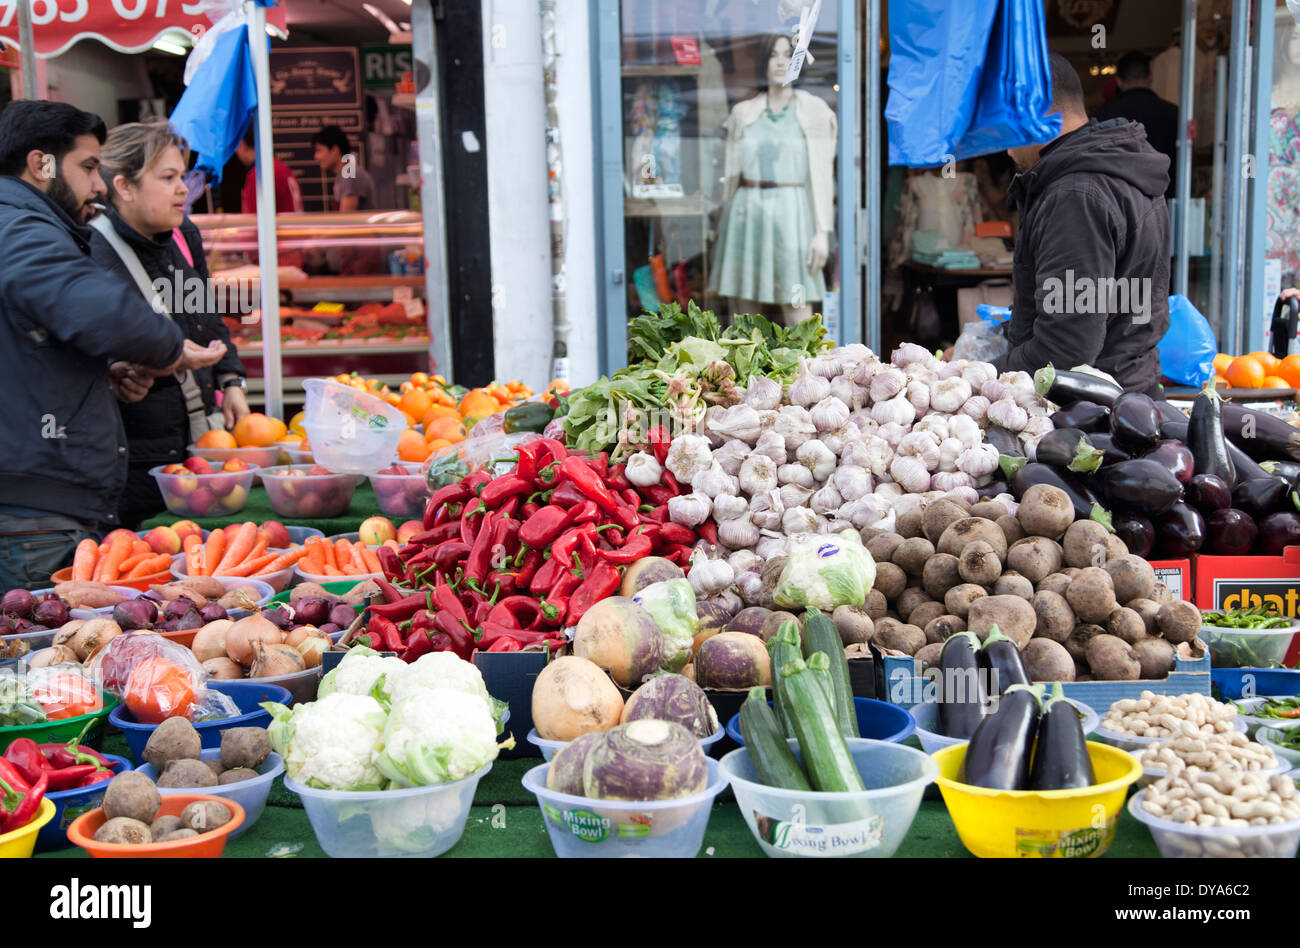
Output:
[[738, 610, 864, 792]]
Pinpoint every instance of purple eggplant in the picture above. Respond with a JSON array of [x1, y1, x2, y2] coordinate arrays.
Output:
[[1257, 512, 1300, 556], [1113, 512, 1156, 558], [1011, 462, 1112, 528], [1162, 417, 1268, 484], [1142, 439, 1195, 485], [1087, 432, 1133, 467], [1262, 460, 1300, 489], [1051, 401, 1111, 434], [1231, 477, 1290, 520], [1186, 474, 1232, 514], [32, 596, 70, 628], [964, 683, 1043, 790], [1, 589, 35, 618], [979, 626, 1030, 695], [1221, 404, 1300, 462], [1156, 502, 1206, 557], [1207, 508, 1258, 555], [1028, 683, 1095, 791], [1092, 459, 1183, 517], [976, 480, 1009, 500], [1034, 365, 1123, 407], [983, 426, 1023, 457], [1110, 392, 1163, 453], [938, 630, 985, 740], [1036, 428, 1105, 473], [1186, 381, 1235, 488]]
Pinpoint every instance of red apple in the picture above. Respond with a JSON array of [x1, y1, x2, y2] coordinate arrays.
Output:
[[187, 486, 216, 516], [222, 458, 252, 473], [379, 463, 408, 476], [183, 456, 213, 475], [307, 465, 332, 477], [161, 463, 188, 475], [396, 520, 422, 544], [221, 485, 248, 511], [169, 474, 199, 496], [296, 492, 324, 518], [262, 520, 291, 549], [358, 516, 396, 547], [144, 526, 181, 556], [170, 520, 202, 546]]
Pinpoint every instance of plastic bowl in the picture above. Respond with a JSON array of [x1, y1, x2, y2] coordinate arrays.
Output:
[[931, 741, 1142, 858], [527, 723, 725, 762], [258, 464, 359, 519], [1128, 788, 1300, 858], [1092, 716, 1247, 754], [295, 565, 383, 586], [522, 758, 728, 858], [1233, 696, 1300, 738], [49, 565, 171, 593], [302, 378, 407, 475], [370, 462, 431, 520], [67, 793, 245, 858], [724, 697, 915, 748], [1, 626, 56, 654], [909, 699, 1099, 754], [187, 443, 281, 469], [238, 666, 322, 706], [170, 551, 295, 594], [285, 447, 315, 466], [0, 693, 119, 753], [720, 738, 936, 858], [148, 464, 258, 519], [1257, 725, 1300, 768], [0, 798, 56, 858], [1200, 619, 1300, 669], [285, 526, 325, 545], [285, 763, 490, 858], [1212, 667, 1300, 701], [266, 579, 371, 607], [35, 752, 132, 852], [110, 680, 291, 764], [1136, 753, 1292, 789], [134, 749, 285, 840]]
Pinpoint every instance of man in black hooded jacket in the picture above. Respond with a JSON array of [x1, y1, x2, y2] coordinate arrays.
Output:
[[995, 54, 1171, 397]]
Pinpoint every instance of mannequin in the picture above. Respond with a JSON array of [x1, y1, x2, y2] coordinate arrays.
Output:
[[710, 33, 836, 326], [1269, 8, 1300, 286]]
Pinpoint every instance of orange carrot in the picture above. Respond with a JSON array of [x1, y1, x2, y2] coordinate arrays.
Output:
[[323, 564, 343, 577], [361, 547, 382, 574], [318, 538, 337, 571], [98, 531, 133, 583], [130, 539, 152, 556], [348, 542, 367, 572], [200, 528, 225, 577], [219, 552, 279, 577], [217, 521, 256, 571], [184, 533, 202, 576], [244, 534, 268, 564], [116, 552, 152, 575], [334, 538, 353, 567], [263, 547, 309, 573], [126, 554, 173, 579], [72, 539, 98, 582]]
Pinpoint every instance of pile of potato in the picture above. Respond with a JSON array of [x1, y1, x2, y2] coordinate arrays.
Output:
[[95, 773, 234, 846], [829, 484, 1204, 682], [141, 718, 272, 788]]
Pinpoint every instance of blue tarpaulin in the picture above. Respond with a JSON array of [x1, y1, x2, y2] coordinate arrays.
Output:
[[885, 0, 1060, 166], [168, 23, 259, 183]]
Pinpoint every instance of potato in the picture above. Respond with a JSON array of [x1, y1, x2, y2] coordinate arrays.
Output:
[[1106, 607, 1147, 646], [895, 509, 925, 539], [94, 817, 152, 845], [864, 532, 904, 563], [873, 622, 925, 655], [148, 814, 183, 838], [1103, 555, 1156, 604], [1151, 582, 1174, 605], [969, 500, 1009, 522], [143, 717, 201, 772], [1128, 598, 1162, 636], [1085, 633, 1140, 680], [921, 553, 960, 601], [1133, 637, 1176, 679], [915, 642, 944, 672], [892, 537, 936, 577], [288, 582, 331, 603], [923, 499, 970, 543], [993, 571, 1034, 600], [872, 562, 907, 600], [1022, 638, 1076, 682], [158, 828, 200, 842], [1062, 520, 1112, 569], [864, 589, 888, 621], [1156, 599, 1201, 644], [832, 605, 874, 646], [944, 583, 987, 619], [966, 595, 1037, 648], [1065, 567, 1117, 623], [1006, 536, 1063, 584], [1016, 484, 1075, 539], [1031, 590, 1076, 643], [53, 581, 126, 610], [219, 768, 258, 785], [1104, 534, 1129, 563], [203, 758, 225, 779], [924, 614, 966, 644], [1035, 573, 1072, 597], [174, 576, 227, 601], [958, 540, 1002, 587], [103, 772, 160, 825], [180, 800, 232, 833], [1064, 623, 1106, 664], [907, 600, 945, 632], [996, 514, 1026, 547], [937, 518, 1008, 561], [157, 759, 217, 789], [896, 587, 933, 623], [341, 580, 381, 607]]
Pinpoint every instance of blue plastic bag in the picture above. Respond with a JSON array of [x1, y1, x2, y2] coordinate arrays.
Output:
[[1157, 295, 1218, 387]]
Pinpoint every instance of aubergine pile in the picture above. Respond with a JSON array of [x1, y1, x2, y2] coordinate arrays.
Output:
[[963, 681, 1095, 792], [1017, 368, 1300, 559]]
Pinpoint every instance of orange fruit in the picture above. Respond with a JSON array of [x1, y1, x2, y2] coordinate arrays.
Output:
[[425, 437, 453, 453], [1278, 354, 1300, 388], [425, 416, 466, 443], [232, 412, 278, 447], [269, 417, 287, 441], [196, 429, 238, 450], [421, 404, 459, 429], [1226, 356, 1266, 389], [411, 372, 429, 387], [397, 428, 431, 462], [398, 388, 433, 425], [1263, 375, 1291, 389], [1248, 351, 1281, 373], [458, 389, 499, 419], [1212, 353, 1234, 375], [299, 435, 311, 451]]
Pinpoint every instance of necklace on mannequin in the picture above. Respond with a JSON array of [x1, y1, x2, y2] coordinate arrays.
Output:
[[765, 85, 795, 122]]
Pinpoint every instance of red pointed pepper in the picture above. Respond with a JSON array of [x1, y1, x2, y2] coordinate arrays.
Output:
[[548, 480, 588, 509], [528, 556, 566, 595], [661, 470, 681, 494], [568, 560, 621, 625], [424, 483, 471, 528], [0, 771, 46, 834], [571, 500, 600, 524], [431, 585, 470, 624], [485, 636, 522, 652], [560, 456, 624, 515], [599, 532, 653, 565], [4, 739, 51, 786], [698, 521, 718, 546], [434, 540, 472, 572], [480, 475, 530, 508], [647, 425, 671, 464], [607, 464, 631, 491], [658, 522, 696, 545], [519, 504, 572, 547], [464, 510, 497, 583], [367, 592, 430, 623]]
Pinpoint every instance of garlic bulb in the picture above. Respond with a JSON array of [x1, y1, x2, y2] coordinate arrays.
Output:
[[913, 414, 950, 441], [930, 377, 972, 413], [987, 397, 1029, 432], [1023, 414, 1054, 439], [777, 463, 815, 488], [938, 436, 965, 472], [699, 405, 730, 448], [961, 361, 997, 389], [779, 483, 814, 509], [713, 439, 751, 477], [810, 396, 850, 432], [958, 443, 1000, 477], [874, 481, 905, 499], [712, 493, 749, 522], [897, 431, 941, 471], [625, 451, 663, 487], [848, 412, 879, 436], [689, 550, 735, 598], [853, 358, 882, 387], [852, 384, 872, 410], [796, 440, 837, 482], [980, 378, 1013, 403], [789, 360, 831, 408], [893, 492, 927, 517], [738, 454, 778, 494], [948, 413, 982, 447], [808, 353, 844, 379], [774, 405, 816, 450], [829, 374, 856, 408], [782, 506, 819, 534], [743, 375, 784, 410], [821, 518, 857, 536], [831, 464, 872, 501], [891, 342, 934, 367], [937, 358, 968, 380], [665, 435, 713, 484], [752, 429, 787, 465], [869, 366, 906, 403], [945, 485, 980, 506], [821, 423, 860, 456], [932, 471, 977, 492], [729, 548, 762, 574], [959, 395, 991, 425], [877, 422, 909, 448], [890, 455, 932, 493], [755, 536, 788, 560], [713, 404, 762, 445], [750, 488, 785, 530], [811, 483, 843, 515], [758, 408, 780, 431], [858, 436, 894, 477], [905, 379, 931, 414], [718, 514, 761, 550], [872, 393, 916, 427], [843, 495, 897, 531], [736, 570, 764, 603], [994, 493, 1020, 516], [693, 462, 740, 499], [668, 492, 712, 527]]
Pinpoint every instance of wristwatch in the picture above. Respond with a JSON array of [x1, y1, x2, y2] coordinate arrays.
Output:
[[221, 377, 247, 391]]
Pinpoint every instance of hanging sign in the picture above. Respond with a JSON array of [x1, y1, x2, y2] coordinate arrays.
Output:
[[783, 0, 821, 86]]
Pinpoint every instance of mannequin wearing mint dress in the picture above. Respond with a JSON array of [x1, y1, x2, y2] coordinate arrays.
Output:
[[711, 102, 826, 309]]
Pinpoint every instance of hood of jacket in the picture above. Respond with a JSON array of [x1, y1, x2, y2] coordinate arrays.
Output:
[[1010, 118, 1171, 210]]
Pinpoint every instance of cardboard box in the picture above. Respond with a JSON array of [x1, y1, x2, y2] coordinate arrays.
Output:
[[1194, 547, 1300, 665], [473, 649, 550, 758], [1148, 558, 1192, 602]]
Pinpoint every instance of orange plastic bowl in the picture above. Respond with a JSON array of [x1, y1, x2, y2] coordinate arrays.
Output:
[[49, 566, 172, 592], [66, 793, 245, 858]]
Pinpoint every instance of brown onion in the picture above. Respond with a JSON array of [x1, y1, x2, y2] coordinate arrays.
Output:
[[283, 625, 320, 649], [26, 644, 78, 668], [225, 614, 282, 666], [202, 657, 244, 680], [293, 630, 330, 669], [52, 620, 84, 650], [248, 640, 303, 678], [70, 618, 122, 662], [191, 620, 233, 663]]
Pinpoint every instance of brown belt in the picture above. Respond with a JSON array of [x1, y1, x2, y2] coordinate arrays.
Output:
[[739, 177, 802, 189]]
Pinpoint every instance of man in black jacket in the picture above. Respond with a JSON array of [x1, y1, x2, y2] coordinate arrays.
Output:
[[995, 54, 1171, 397], [1094, 52, 1179, 199], [0, 101, 225, 589]]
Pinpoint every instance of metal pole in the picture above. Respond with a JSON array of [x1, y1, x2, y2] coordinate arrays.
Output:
[[1172, 0, 1196, 296], [246, 1, 283, 420], [593, 0, 623, 376], [1244, 0, 1274, 354], [540, 0, 570, 383], [16, 0, 36, 99], [864, 0, 881, 354], [411, 0, 453, 380], [1209, 55, 1227, 332], [1222, 0, 1250, 355], [837, 0, 858, 346]]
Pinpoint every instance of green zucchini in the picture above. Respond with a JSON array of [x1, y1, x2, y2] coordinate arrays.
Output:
[[777, 658, 866, 793], [502, 401, 554, 434], [768, 621, 803, 739], [804, 607, 858, 738], [738, 687, 812, 791]]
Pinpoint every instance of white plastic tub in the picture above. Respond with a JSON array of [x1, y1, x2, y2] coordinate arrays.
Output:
[[1128, 788, 1300, 858], [1234, 697, 1300, 738], [284, 764, 489, 858], [910, 699, 1098, 754]]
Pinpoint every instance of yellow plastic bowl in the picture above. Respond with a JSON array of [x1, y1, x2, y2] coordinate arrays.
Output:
[[933, 741, 1141, 858], [0, 798, 56, 858]]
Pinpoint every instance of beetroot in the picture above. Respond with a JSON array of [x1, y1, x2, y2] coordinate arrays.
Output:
[[319, 623, 342, 637], [32, 596, 70, 628], [172, 609, 204, 631], [2, 588, 36, 619], [328, 604, 357, 629], [262, 605, 293, 630], [164, 598, 196, 621]]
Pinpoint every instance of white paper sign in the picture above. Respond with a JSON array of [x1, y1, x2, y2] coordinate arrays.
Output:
[[783, 0, 822, 86]]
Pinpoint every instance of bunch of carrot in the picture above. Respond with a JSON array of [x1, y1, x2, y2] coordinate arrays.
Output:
[[299, 536, 398, 577], [183, 522, 308, 578], [71, 535, 173, 583]]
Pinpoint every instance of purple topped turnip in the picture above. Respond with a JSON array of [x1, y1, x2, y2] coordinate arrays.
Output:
[[581, 720, 708, 801], [621, 673, 719, 738], [545, 732, 606, 796]]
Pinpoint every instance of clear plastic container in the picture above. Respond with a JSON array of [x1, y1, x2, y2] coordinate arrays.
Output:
[[285, 447, 315, 465], [170, 552, 296, 594], [134, 749, 285, 840], [1128, 788, 1300, 858], [1137, 754, 1292, 789], [1093, 716, 1247, 754], [149, 464, 258, 518], [258, 464, 358, 519], [187, 443, 281, 469], [302, 379, 407, 475], [370, 462, 431, 520], [910, 699, 1099, 754], [1256, 725, 1300, 769], [521, 758, 727, 858], [721, 739, 936, 858], [285, 526, 325, 545], [1233, 696, 1300, 738], [1200, 620, 1300, 669], [285, 763, 490, 858], [526, 725, 724, 762]]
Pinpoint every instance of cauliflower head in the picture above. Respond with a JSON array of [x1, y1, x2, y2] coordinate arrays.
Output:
[[265, 693, 388, 791], [375, 689, 502, 787], [387, 651, 505, 725], [318, 646, 409, 701]]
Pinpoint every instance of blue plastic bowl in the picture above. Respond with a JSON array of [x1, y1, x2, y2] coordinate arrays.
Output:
[[110, 680, 291, 764], [725, 696, 916, 747], [135, 748, 285, 840], [33, 752, 132, 852], [1212, 667, 1300, 701]]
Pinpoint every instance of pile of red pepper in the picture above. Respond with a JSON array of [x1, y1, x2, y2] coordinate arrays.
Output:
[[0, 727, 118, 834], [366, 434, 702, 661]]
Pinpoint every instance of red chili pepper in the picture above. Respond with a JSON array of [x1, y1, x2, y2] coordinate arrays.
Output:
[[496, 517, 521, 555], [485, 602, 521, 629], [480, 475, 530, 508], [478, 623, 558, 648], [515, 548, 543, 588], [644, 504, 670, 523], [459, 509, 482, 547], [464, 510, 497, 583], [542, 572, 582, 627], [550, 526, 584, 568], [491, 596, 544, 628], [485, 636, 522, 652], [367, 592, 429, 622], [661, 470, 681, 494], [46, 764, 102, 792], [424, 483, 471, 528], [374, 577, 406, 604], [0, 771, 46, 834], [464, 470, 494, 493], [560, 456, 624, 515], [599, 532, 653, 565], [568, 560, 621, 625], [487, 571, 518, 599], [605, 527, 626, 547], [377, 545, 405, 581], [548, 480, 588, 509], [39, 738, 111, 770], [433, 610, 475, 660], [76, 769, 114, 788], [648, 425, 671, 464], [515, 441, 543, 483], [411, 522, 461, 547], [661, 543, 692, 565], [431, 584, 470, 624], [697, 521, 718, 546], [571, 500, 600, 524], [607, 464, 631, 491], [4, 739, 51, 786], [0, 758, 31, 794], [529, 556, 566, 594], [658, 522, 696, 545], [433, 540, 472, 572], [611, 504, 641, 532], [498, 496, 521, 520], [519, 504, 572, 547], [368, 615, 406, 654], [521, 501, 540, 520], [584, 452, 609, 479]]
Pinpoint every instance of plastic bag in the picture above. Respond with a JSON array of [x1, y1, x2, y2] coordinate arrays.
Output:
[[89, 632, 235, 725], [954, 305, 1011, 363], [774, 532, 877, 611], [423, 431, 543, 490], [1157, 294, 1218, 387], [25, 664, 103, 720]]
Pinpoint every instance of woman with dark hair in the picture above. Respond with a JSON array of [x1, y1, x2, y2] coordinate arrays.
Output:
[[709, 32, 836, 326]]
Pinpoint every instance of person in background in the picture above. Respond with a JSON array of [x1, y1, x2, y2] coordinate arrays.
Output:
[[235, 122, 304, 215], [1094, 51, 1179, 199], [0, 101, 226, 589], [88, 121, 250, 530], [312, 124, 375, 213]]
